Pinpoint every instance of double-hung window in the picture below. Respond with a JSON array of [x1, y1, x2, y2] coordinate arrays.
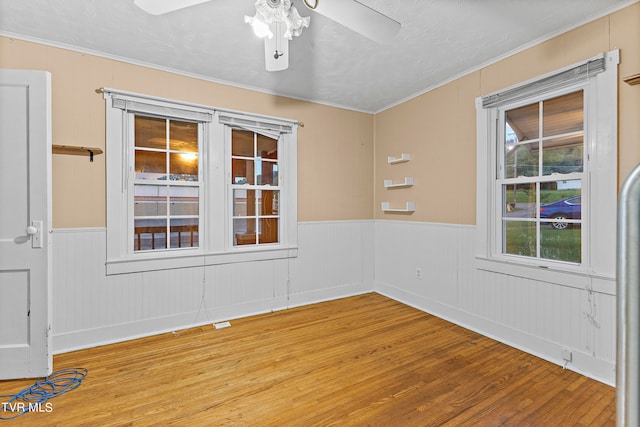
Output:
[[104, 90, 298, 274], [217, 112, 297, 252], [476, 50, 618, 284], [133, 115, 201, 252], [231, 129, 280, 246], [500, 89, 585, 263]]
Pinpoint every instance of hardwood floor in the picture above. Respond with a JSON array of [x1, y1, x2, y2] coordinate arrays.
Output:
[[1, 293, 615, 426]]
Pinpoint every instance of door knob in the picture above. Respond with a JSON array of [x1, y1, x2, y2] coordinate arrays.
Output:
[[26, 225, 38, 235]]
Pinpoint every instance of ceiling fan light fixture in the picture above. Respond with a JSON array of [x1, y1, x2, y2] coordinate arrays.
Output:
[[246, 0, 309, 40], [245, 0, 309, 71], [281, 3, 310, 39], [244, 14, 274, 39]]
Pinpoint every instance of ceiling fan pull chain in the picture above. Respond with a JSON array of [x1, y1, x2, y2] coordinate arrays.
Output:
[[275, 22, 284, 59]]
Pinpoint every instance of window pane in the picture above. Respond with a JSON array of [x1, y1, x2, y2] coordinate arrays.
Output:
[[504, 123, 518, 171], [169, 187, 199, 216], [169, 120, 198, 152], [540, 182, 581, 229], [542, 135, 583, 175], [135, 116, 166, 150], [134, 185, 167, 216], [257, 135, 277, 159], [540, 226, 581, 263], [505, 102, 539, 141], [259, 190, 279, 216], [259, 190, 280, 216], [135, 150, 166, 180], [505, 142, 538, 178], [543, 91, 583, 137], [170, 218, 198, 249], [234, 189, 256, 217], [232, 130, 254, 157], [504, 221, 537, 257], [503, 183, 535, 218], [134, 218, 166, 251], [259, 218, 278, 244], [257, 161, 278, 186], [232, 158, 254, 185], [256, 160, 262, 185], [169, 152, 198, 181], [234, 218, 256, 245]]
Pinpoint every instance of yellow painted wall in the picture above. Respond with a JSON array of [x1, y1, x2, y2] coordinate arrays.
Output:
[[0, 37, 374, 227], [1, 3, 638, 229], [375, 2, 640, 225]]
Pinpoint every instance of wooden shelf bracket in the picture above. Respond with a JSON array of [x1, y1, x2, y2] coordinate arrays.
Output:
[[52, 145, 103, 162], [624, 73, 640, 86]]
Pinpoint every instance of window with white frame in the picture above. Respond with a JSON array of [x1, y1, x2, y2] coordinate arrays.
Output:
[[133, 115, 201, 252], [231, 129, 280, 246], [500, 89, 585, 264], [476, 50, 618, 283], [104, 90, 298, 274]]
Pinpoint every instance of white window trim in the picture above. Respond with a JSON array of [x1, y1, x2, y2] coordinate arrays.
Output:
[[221, 113, 298, 253], [475, 50, 618, 291], [104, 89, 298, 275]]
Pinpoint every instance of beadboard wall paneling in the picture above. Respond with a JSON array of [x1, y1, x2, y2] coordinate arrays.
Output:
[[51, 220, 615, 384], [374, 220, 616, 385], [289, 220, 374, 306], [51, 221, 374, 353]]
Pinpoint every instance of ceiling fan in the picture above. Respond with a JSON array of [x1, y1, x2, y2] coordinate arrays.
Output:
[[133, 0, 401, 71]]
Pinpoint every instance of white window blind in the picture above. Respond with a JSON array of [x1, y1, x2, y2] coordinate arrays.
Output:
[[217, 112, 294, 139], [110, 96, 213, 123], [481, 55, 606, 108]]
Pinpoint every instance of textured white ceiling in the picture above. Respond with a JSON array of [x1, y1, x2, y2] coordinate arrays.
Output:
[[0, 0, 634, 112]]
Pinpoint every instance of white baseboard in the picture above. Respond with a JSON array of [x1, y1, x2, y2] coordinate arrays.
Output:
[[286, 283, 372, 309], [53, 297, 282, 354], [53, 284, 373, 354], [376, 281, 615, 386]]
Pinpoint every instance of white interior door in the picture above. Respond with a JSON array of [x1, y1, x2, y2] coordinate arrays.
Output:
[[0, 69, 52, 379]]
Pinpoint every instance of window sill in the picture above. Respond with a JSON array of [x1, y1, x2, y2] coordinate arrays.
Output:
[[106, 246, 298, 275], [475, 256, 615, 295]]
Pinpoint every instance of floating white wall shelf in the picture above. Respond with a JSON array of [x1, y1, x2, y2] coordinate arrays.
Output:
[[381, 201, 415, 212], [384, 177, 414, 188], [387, 153, 410, 164]]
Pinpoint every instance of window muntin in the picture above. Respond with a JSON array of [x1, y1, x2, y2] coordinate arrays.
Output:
[[133, 116, 201, 252], [499, 90, 584, 264], [231, 129, 280, 246]]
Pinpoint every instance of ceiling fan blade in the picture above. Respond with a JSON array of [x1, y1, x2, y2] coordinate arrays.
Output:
[[133, 0, 212, 15], [305, 0, 400, 44]]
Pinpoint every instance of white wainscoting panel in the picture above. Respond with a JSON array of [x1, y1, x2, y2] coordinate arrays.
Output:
[[52, 221, 375, 353], [374, 220, 616, 385], [289, 220, 374, 306], [52, 220, 615, 384]]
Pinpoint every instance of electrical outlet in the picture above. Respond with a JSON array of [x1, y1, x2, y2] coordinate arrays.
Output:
[[562, 349, 572, 362], [416, 268, 422, 279]]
